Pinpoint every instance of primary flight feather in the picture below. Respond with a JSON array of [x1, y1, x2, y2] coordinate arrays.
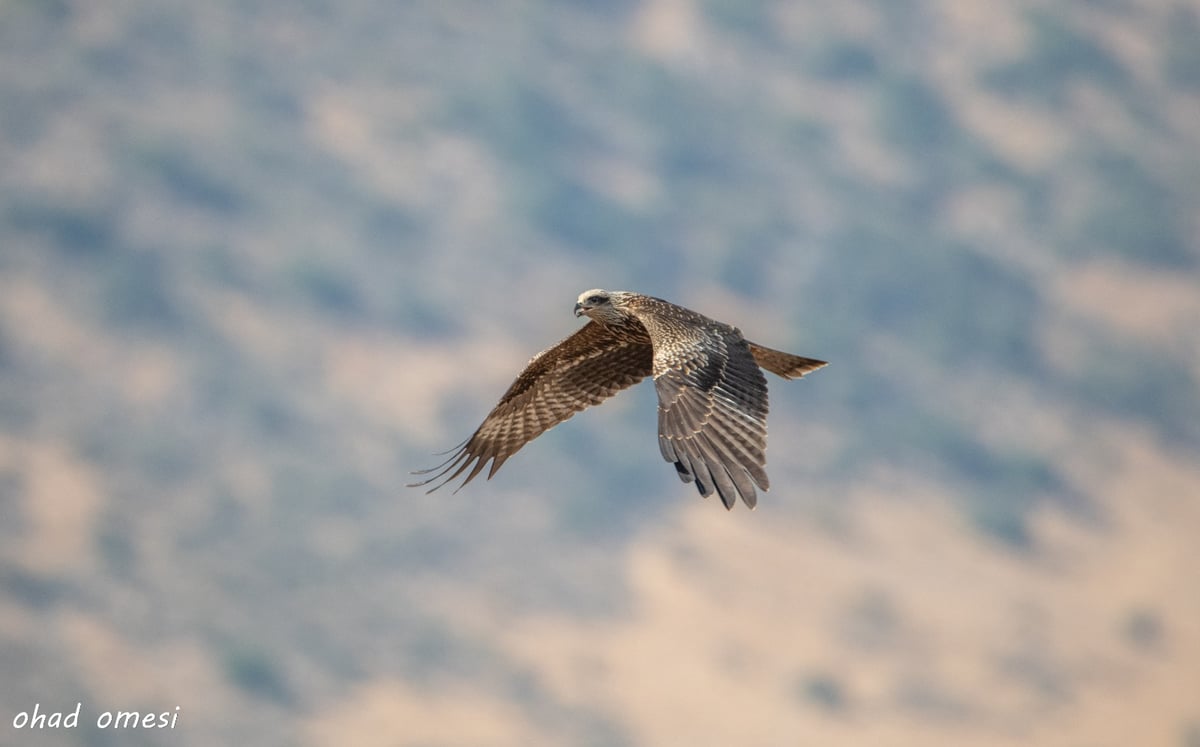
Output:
[[409, 289, 826, 509]]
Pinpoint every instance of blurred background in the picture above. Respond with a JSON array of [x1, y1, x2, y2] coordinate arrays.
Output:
[[2, 1, 1199, 745]]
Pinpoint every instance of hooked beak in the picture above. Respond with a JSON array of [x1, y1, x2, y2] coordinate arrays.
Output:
[[574, 302, 586, 317]]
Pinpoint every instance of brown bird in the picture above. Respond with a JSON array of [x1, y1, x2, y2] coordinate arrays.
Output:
[[410, 289, 826, 509]]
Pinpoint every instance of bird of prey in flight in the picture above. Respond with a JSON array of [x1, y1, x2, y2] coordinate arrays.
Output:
[[410, 289, 826, 509]]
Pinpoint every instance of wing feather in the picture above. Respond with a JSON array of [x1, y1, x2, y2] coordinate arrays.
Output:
[[639, 300, 771, 510], [409, 320, 652, 493]]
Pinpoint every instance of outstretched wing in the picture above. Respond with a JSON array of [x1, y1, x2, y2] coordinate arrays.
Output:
[[652, 321, 771, 510], [409, 320, 653, 493]]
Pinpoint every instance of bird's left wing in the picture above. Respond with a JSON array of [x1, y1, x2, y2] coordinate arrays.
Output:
[[409, 320, 652, 493]]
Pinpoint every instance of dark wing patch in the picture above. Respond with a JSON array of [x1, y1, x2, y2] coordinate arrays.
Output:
[[409, 320, 652, 493], [653, 325, 770, 510]]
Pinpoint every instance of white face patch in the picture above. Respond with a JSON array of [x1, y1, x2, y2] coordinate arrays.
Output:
[[577, 289, 610, 307], [576, 289, 620, 323]]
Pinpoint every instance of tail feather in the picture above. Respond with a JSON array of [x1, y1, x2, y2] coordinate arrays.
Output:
[[747, 342, 827, 380]]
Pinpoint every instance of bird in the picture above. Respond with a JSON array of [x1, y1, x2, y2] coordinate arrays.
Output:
[[409, 289, 826, 509]]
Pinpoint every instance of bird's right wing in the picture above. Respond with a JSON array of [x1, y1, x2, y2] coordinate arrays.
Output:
[[409, 320, 653, 493], [652, 324, 772, 510]]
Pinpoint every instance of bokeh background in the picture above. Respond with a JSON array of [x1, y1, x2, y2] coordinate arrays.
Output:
[[3, 1, 1199, 745]]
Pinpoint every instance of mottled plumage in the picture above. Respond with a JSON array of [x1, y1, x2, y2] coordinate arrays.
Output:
[[409, 290, 826, 509]]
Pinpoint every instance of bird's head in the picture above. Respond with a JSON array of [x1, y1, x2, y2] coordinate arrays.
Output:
[[574, 289, 626, 324]]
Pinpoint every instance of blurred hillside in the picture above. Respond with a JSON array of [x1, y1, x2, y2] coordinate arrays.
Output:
[[1, 1, 1198, 745]]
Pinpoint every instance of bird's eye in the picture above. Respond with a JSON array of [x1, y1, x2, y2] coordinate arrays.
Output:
[[588, 295, 606, 305]]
